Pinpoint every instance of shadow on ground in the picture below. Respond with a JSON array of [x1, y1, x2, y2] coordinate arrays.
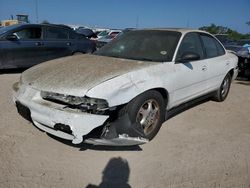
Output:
[[47, 95, 212, 151], [47, 133, 142, 151], [235, 76, 250, 85], [0, 68, 27, 74], [85, 157, 131, 188], [235, 81, 250, 86]]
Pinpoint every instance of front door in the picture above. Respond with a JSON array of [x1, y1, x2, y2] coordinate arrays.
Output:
[[172, 32, 208, 106], [0, 26, 44, 69]]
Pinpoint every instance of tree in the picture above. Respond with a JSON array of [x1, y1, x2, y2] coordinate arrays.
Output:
[[199, 23, 228, 34], [199, 23, 247, 41]]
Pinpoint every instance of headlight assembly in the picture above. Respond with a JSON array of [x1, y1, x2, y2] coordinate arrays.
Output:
[[41, 91, 109, 114]]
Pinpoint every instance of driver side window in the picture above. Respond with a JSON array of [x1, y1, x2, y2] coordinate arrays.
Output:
[[13, 27, 42, 40], [176, 32, 204, 60]]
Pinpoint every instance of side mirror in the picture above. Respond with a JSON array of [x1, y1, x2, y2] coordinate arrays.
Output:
[[176, 52, 200, 63], [6, 34, 18, 41]]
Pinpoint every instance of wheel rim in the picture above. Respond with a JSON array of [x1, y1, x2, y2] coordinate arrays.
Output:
[[136, 99, 160, 135], [221, 76, 230, 98]]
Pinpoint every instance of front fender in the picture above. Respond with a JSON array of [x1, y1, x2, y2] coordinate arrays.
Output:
[[86, 69, 166, 107]]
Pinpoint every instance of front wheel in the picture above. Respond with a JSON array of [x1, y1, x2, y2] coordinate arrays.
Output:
[[118, 90, 166, 140], [213, 73, 232, 102]]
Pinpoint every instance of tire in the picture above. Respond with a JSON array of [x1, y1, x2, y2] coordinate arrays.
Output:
[[118, 90, 166, 140], [213, 73, 232, 102], [86, 47, 96, 54]]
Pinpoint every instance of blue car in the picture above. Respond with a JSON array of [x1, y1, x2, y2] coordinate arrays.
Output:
[[0, 24, 96, 69]]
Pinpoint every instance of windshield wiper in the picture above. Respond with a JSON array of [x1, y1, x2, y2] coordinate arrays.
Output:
[[126, 57, 156, 62]]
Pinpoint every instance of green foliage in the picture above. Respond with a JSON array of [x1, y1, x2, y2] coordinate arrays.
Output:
[[199, 24, 228, 34], [199, 23, 249, 41]]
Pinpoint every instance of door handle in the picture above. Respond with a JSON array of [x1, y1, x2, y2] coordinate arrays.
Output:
[[35, 42, 43, 46], [66, 42, 71, 46], [202, 66, 207, 71]]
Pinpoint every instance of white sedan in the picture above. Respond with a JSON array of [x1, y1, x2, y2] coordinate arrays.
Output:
[[13, 29, 238, 146]]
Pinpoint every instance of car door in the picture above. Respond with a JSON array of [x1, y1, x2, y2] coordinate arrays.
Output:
[[199, 33, 229, 91], [0, 25, 44, 69], [43, 26, 73, 60], [172, 32, 208, 106]]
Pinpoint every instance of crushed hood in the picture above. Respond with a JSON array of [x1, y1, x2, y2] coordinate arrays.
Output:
[[22, 54, 155, 96]]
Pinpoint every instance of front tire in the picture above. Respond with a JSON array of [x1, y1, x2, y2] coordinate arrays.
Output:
[[118, 90, 166, 140], [213, 73, 232, 102]]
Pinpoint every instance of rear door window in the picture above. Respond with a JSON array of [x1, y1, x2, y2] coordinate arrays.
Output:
[[200, 34, 225, 58], [69, 31, 78, 39], [45, 27, 69, 40], [214, 39, 226, 56]]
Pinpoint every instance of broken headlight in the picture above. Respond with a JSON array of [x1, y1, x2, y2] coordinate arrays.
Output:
[[40, 91, 109, 114]]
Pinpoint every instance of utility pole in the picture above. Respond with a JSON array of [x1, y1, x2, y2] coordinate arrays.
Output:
[[35, 0, 38, 23], [136, 16, 139, 28], [186, 19, 190, 28]]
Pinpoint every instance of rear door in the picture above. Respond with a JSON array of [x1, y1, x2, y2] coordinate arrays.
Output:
[[43, 26, 74, 59], [199, 33, 228, 91], [0, 25, 44, 68], [172, 32, 208, 105]]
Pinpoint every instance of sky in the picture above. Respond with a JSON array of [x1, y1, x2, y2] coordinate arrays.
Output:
[[0, 0, 250, 33]]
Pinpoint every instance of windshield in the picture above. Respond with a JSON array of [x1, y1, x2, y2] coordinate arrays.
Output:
[[97, 30, 109, 37], [100, 35, 113, 40], [0, 24, 20, 35], [94, 30, 181, 62]]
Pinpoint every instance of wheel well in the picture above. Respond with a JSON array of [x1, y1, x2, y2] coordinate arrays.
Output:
[[153, 88, 169, 105], [228, 69, 234, 79], [114, 88, 169, 113]]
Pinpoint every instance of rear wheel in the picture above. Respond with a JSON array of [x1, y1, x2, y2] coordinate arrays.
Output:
[[213, 73, 231, 102], [118, 90, 166, 140]]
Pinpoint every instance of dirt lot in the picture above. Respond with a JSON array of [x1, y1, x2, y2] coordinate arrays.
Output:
[[0, 72, 250, 188]]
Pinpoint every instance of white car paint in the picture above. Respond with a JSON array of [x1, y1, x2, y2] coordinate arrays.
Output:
[[13, 29, 238, 145]]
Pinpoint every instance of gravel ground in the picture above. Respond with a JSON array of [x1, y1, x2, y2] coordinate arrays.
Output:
[[0, 72, 250, 188]]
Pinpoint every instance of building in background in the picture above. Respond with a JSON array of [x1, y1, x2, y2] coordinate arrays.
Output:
[[0, 14, 29, 26]]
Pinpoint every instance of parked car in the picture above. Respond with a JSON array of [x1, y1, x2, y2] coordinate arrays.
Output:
[[237, 39, 250, 46], [13, 29, 238, 146], [224, 40, 250, 78], [95, 29, 121, 40], [0, 23, 96, 69], [75, 28, 97, 39], [96, 28, 134, 49]]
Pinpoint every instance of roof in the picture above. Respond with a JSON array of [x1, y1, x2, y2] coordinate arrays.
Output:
[[134, 28, 210, 35], [10, 23, 73, 30]]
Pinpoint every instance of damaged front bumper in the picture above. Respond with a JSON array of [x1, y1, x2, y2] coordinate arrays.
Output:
[[85, 135, 148, 146], [13, 83, 148, 146]]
